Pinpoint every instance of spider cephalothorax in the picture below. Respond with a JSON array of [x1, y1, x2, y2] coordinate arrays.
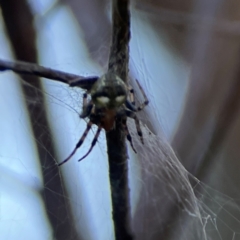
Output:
[[91, 72, 128, 109], [58, 73, 149, 166], [82, 72, 135, 131]]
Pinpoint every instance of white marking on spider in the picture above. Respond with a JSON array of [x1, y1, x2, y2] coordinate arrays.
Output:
[[115, 95, 125, 102], [97, 96, 110, 103]]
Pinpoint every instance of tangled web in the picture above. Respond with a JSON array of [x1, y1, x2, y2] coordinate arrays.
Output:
[[128, 120, 240, 240]]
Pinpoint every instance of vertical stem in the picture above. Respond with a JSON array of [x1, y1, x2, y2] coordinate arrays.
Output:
[[108, 0, 130, 81], [106, 0, 133, 239], [106, 127, 133, 240]]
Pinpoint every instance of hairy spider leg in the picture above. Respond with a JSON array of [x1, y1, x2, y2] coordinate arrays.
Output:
[[121, 118, 137, 153], [83, 92, 88, 106], [58, 121, 93, 166], [78, 126, 102, 162], [129, 87, 143, 143], [80, 93, 93, 118], [128, 87, 135, 105], [131, 79, 149, 112], [125, 109, 144, 144], [127, 81, 149, 144]]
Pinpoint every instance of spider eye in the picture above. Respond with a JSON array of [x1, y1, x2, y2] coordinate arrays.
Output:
[[96, 96, 110, 104], [115, 95, 125, 103]]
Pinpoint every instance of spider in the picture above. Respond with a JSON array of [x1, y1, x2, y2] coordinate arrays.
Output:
[[58, 71, 149, 166]]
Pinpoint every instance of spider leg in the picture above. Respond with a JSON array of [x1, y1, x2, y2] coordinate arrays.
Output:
[[78, 126, 102, 162], [124, 85, 137, 112], [121, 118, 137, 153], [58, 121, 93, 166], [82, 92, 88, 107], [125, 110, 144, 144], [133, 79, 149, 111], [80, 93, 93, 118], [128, 86, 135, 105], [127, 84, 147, 144]]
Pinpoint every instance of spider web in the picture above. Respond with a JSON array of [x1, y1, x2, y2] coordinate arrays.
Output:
[[128, 120, 240, 240], [1, 1, 240, 240], [2, 77, 240, 240]]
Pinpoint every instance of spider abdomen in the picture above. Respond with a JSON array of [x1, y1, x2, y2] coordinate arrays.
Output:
[[100, 109, 116, 131]]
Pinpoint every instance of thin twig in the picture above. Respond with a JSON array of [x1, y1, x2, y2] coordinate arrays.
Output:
[[0, 59, 98, 90]]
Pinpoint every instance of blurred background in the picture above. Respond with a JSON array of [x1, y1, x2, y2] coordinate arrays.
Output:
[[1, 0, 240, 239]]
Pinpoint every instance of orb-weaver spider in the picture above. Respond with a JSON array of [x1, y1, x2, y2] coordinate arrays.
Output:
[[58, 71, 149, 166]]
